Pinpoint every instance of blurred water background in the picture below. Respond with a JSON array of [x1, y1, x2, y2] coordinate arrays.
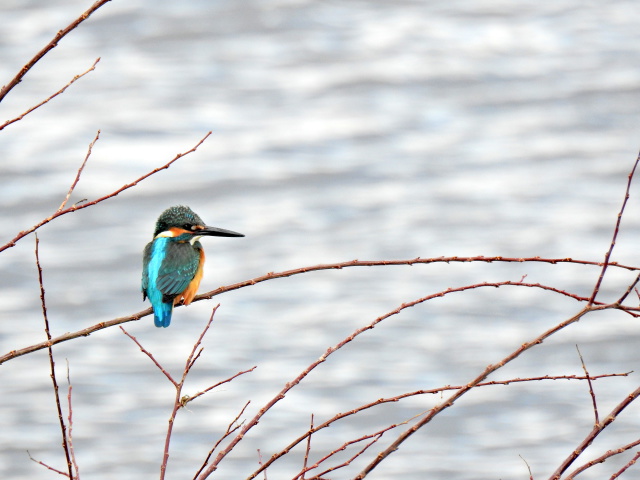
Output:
[[1, 1, 640, 479]]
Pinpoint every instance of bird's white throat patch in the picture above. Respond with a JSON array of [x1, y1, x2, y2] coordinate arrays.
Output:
[[154, 230, 202, 244]]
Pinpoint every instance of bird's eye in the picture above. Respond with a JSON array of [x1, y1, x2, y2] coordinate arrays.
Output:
[[183, 224, 193, 230]]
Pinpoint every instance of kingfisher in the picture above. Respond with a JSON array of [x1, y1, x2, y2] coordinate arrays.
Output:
[[142, 205, 244, 328]]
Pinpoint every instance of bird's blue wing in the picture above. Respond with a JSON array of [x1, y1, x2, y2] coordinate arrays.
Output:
[[156, 241, 200, 299], [142, 241, 152, 300]]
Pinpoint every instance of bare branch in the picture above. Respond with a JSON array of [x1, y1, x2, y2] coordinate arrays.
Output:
[[576, 345, 599, 425], [182, 367, 256, 406], [248, 372, 630, 479], [66, 362, 80, 479], [610, 451, 640, 479], [203, 283, 595, 480], [161, 306, 222, 480], [353, 306, 595, 479], [0, 1, 111, 102], [195, 256, 640, 305], [59, 130, 101, 211], [301, 415, 314, 480], [193, 401, 250, 480], [28, 450, 70, 477], [297, 418, 416, 480], [3, 260, 639, 367], [589, 152, 640, 304], [564, 438, 640, 478], [35, 235, 73, 478], [0, 131, 212, 254], [520, 455, 534, 480], [8, 255, 630, 368], [120, 327, 178, 387], [257, 450, 267, 480], [616, 272, 640, 306], [0, 58, 100, 131], [549, 383, 640, 479]]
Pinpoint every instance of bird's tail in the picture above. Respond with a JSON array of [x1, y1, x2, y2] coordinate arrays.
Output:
[[154, 301, 174, 328]]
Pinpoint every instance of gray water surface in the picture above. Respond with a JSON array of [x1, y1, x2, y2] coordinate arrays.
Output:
[[1, 1, 640, 479]]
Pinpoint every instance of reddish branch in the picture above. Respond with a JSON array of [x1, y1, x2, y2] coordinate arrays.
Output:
[[565, 439, 640, 478], [182, 368, 256, 406], [294, 422, 400, 480], [301, 415, 314, 480], [122, 308, 218, 480], [575, 345, 599, 426], [120, 326, 178, 386], [549, 382, 640, 479], [247, 373, 629, 479], [0, 58, 101, 131], [197, 282, 606, 480], [193, 401, 251, 480], [615, 272, 640, 306], [35, 236, 74, 479], [27, 451, 70, 477], [0, 131, 212, 254], [2, 267, 637, 367], [352, 305, 600, 479], [121, 306, 255, 480], [66, 365, 80, 479], [589, 152, 640, 304], [195, 256, 640, 305], [0, 0, 111, 103], [610, 451, 640, 479], [59, 130, 101, 211]]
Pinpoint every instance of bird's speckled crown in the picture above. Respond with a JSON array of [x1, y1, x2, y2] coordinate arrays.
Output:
[[153, 205, 204, 236]]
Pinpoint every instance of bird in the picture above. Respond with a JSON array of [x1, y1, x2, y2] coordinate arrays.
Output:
[[142, 205, 244, 327]]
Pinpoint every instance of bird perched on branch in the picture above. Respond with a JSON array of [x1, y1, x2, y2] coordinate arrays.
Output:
[[142, 205, 244, 327]]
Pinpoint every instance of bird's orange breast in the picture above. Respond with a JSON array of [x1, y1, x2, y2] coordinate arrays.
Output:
[[174, 248, 205, 306]]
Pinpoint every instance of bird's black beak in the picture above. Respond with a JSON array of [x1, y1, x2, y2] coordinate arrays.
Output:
[[198, 225, 244, 237]]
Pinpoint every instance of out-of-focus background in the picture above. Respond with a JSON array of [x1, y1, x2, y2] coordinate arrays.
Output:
[[1, 1, 640, 479]]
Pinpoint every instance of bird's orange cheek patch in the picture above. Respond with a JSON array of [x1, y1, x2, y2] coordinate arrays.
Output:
[[169, 227, 191, 237]]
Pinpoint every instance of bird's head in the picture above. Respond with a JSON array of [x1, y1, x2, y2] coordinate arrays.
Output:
[[153, 205, 244, 240]]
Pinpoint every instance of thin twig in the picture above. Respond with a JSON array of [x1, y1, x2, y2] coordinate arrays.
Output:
[[307, 436, 380, 480], [0, 1, 111, 102], [353, 306, 597, 480], [59, 130, 101, 211], [120, 327, 177, 387], [203, 283, 596, 480], [257, 450, 267, 480], [27, 450, 70, 477], [0, 131, 212, 254], [564, 439, 640, 478], [546, 155, 640, 479], [616, 272, 640, 306], [576, 345, 599, 425], [66, 362, 80, 480], [609, 450, 640, 479], [181, 367, 256, 406], [193, 401, 251, 480], [549, 383, 640, 479], [520, 455, 534, 480], [35, 235, 73, 479], [301, 414, 314, 480], [159, 306, 222, 480], [589, 153, 640, 304], [121, 307, 222, 480], [295, 418, 412, 480], [0, 58, 100, 131], [248, 372, 629, 479]]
